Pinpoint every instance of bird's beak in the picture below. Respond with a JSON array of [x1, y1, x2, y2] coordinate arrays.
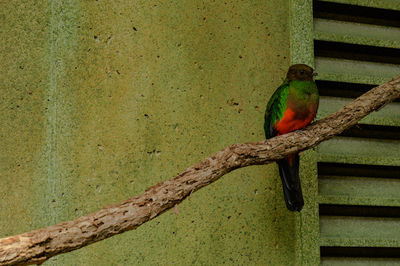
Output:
[[313, 71, 318, 76]]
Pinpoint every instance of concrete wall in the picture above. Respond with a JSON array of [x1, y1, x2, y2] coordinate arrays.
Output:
[[1, 1, 295, 264]]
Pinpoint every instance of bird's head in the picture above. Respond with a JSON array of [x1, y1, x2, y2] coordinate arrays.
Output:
[[286, 64, 317, 81]]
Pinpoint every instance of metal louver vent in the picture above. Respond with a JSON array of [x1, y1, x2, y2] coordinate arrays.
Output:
[[312, 1, 400, 264]]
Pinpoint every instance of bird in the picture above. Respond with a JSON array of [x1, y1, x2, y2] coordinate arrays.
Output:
[[264, 64, 319, 211]]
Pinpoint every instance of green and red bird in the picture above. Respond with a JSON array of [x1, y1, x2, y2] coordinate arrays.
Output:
[[264, 64, 319, 211]]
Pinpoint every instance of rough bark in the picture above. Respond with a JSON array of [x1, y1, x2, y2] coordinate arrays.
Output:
[[1, 75, 400, 265]]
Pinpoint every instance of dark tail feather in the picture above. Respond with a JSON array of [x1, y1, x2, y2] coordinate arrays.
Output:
[[277, 153, 304, 212]]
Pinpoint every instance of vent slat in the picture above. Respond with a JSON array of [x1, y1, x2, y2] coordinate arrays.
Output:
[[316, 0, 400, 12], [317, 137, 400, 166], [317, 96, 400, 126], [320, 216, 400, 247], [321, 257, 400, 265], [317, 80, 376, 99], [315, 57, 400, 85], [314, 19, 400, 49], [318, 162, 400, 178], [321, 246, 400, 258], [320, 204, 400, 218], [315, 40, 400, 64], [340, 124, 400, 140], [314, 0, 400, 26], [319, 176, 400, 206]]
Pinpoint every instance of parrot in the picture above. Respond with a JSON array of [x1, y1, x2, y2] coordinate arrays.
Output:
[[264, 64, 319, 212]]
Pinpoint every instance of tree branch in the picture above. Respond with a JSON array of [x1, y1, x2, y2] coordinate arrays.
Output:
[[1, 75, 400, 265]]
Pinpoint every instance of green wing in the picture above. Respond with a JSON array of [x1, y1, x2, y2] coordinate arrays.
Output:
[[264, 79, 290, 139]]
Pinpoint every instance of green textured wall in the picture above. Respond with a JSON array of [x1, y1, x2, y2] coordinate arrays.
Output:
[[1, 1, 295, 265]]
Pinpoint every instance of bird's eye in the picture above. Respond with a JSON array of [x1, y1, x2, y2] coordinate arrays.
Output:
[[300, 70, 305, 75]]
